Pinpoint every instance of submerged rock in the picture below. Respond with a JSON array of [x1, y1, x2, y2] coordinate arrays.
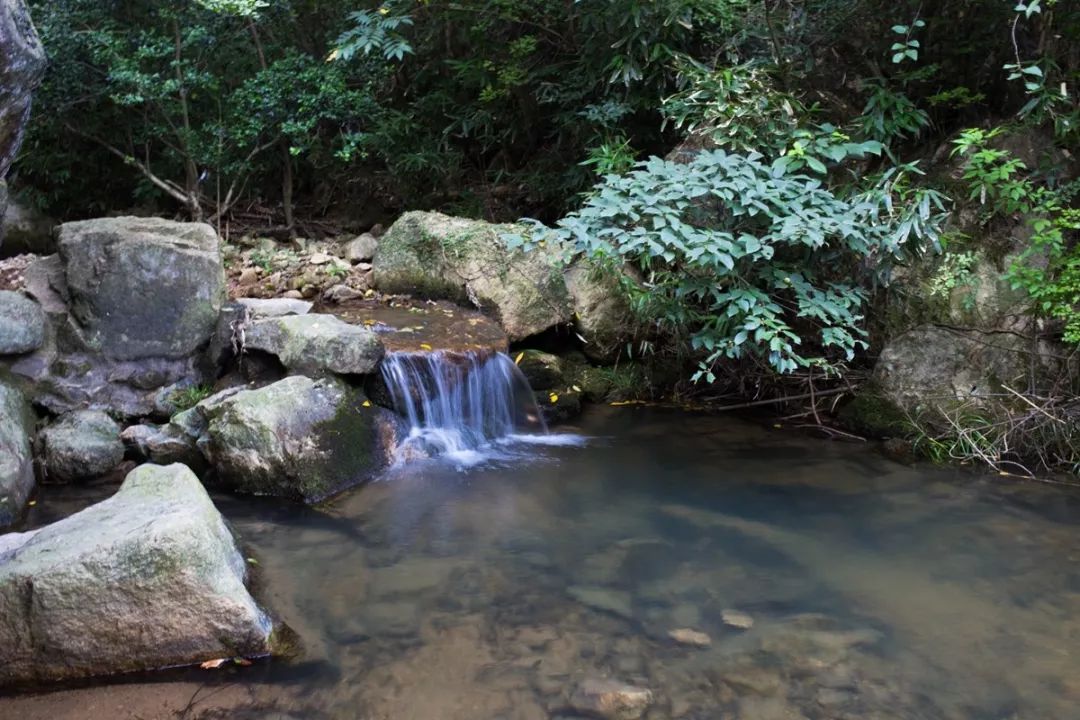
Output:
[[200, 376, 390, 501], [569, 678, 653, 720], [39, 410, 124, 482], [0, 290, 43, 354], [244, 314, 384, 377], [668, 627, 712, 647], [0, 463, 274, 686], [0, 378, 33, 527], [57, 217, 226, 360], [568, 585, 634, 620], [722, 609, 755, 630]]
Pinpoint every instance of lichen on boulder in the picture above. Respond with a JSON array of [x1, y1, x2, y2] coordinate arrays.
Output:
[[0, 376, 33, 527], [243, 313, 384, 377], [374, 211, 574, 340], [0, 289, 44, 355], [39, 409, 124, 482], [0, 463, 275, 686], [199, 375, 391, 501], [57, 216, 226, 360]]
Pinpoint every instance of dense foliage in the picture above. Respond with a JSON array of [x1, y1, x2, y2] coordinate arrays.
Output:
[[10, 0, 1080, 386]]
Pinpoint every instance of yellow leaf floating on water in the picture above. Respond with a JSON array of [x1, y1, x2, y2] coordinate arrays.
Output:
[[549, 393, 559, 404], [572, 385, 582, 392], [200, 658, 227, 670], [362, 400, 372, 408], [420, 343, 433, 351], [514, 352, 524, 365]]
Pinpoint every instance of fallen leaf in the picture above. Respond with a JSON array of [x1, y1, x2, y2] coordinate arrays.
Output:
[[571, 385, 581, 392], [420, 342, 433, 351], [549, 393, 559, 404], [362, 400, 372, 408], [246, 557, 259, 565], [233, 658, 253, 667], [514, 352, 524, 365], [27, 500, 36, 507], [200, 658, 227, 669]]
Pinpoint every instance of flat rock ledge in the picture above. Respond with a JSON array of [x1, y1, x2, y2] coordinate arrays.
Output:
[[0, 463, 274, 686]]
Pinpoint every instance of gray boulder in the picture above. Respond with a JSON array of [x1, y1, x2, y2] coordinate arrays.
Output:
[[374, 211, 574, 341], [200, 376, 390, 501], [40, 409, 124, 482], [0, 289, 43, 354], [0, 378, 33, 527], [564, 263, 635, 363], [873, 325, 1053, 420], [0, 463, 275, 685], [345, 232, 378, 263], [374, 212, 635, 355], [244, 314, 384, 376], [121, 422, 204, 469], [57, 217, 226, 360]]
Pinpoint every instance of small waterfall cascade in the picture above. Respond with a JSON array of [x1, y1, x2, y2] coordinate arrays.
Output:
[[380, 350, 548, 462]]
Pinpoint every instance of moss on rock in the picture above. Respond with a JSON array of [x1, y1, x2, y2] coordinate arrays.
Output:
[[837, 389, 912, 438]]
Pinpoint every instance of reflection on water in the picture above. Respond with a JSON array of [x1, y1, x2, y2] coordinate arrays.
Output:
[[4, 407, 1080, 720]]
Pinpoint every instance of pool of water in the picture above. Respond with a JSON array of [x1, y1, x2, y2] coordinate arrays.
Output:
[[3, 407, 1080, 720]]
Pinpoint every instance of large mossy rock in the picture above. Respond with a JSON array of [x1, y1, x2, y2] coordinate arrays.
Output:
[[3, 220, 227, 419], [200, 376, 390, 502], [873, 325, 1047, 420], [374, 211, 636, 356], [564, 263, 635, 363], [39, 409, 124, 482], [374, 211, 573, 340], [0, 377, 33, 527], [57, 217, 226, 360], [0, 463, 274, 686], [244, 313, 384, 376], [0, 289, 44, 354]]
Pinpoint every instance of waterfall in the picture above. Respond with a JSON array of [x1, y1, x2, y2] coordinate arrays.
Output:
[[380, 350, 549, 463]]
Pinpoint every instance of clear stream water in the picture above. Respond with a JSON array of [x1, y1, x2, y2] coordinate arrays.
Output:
[[3, 406, 1080, 720]]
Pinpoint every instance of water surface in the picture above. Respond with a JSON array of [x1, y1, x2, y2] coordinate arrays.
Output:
[[3, 407, 1080, 720]]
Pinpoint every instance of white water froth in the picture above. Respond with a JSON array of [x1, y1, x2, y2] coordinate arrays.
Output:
[[381, 350, 585, 467]]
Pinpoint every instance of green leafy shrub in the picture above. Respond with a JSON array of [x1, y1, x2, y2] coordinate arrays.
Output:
[[508, 149, 947, 378]]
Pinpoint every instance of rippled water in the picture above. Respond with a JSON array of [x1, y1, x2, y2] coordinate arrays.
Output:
[[4, 407, 1080, 720]]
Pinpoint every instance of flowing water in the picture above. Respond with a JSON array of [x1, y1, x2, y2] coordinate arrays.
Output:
[[380, 350, 562, 466], [4, 406, 1080, 720]]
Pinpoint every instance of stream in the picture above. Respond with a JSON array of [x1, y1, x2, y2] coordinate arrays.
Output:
[[2, 406, 1080, 719]]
